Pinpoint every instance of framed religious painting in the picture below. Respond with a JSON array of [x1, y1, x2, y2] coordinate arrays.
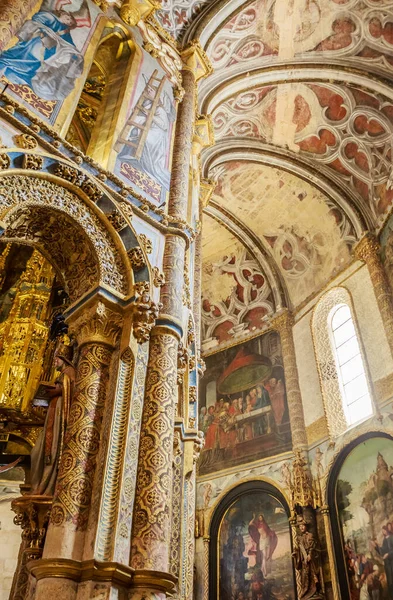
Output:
[[328, 433, 393, 600], [198, 331, 292, 475], [209, 481, 296, 600]]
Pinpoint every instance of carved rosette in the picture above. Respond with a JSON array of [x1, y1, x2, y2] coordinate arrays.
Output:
[[354, 234, 393, 356], [12, 496, 52, 560]]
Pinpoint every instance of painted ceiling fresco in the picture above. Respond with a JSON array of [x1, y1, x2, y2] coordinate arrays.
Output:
[[156, 0, 210, 40], [210, 162, 356, 308], [212, 82, 393, 222], [207, 0, 393, 74], [201, 214, 275, 347]]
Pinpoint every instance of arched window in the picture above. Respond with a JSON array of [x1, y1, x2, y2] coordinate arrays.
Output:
[[330, 304, 373, 426], [312, 287, 374, 437]]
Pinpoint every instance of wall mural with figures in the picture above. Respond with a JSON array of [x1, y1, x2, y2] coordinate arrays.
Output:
[[217, 490, 296, 600], [113, 56, 176, 205], [0, 0, 101, 123], [333, 436, 393, 600], [198, 331, 291, 475]]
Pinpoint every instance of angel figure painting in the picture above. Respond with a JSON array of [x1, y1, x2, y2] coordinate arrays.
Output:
[[219, 492, 295, 600], [336, 436, 393, 600], [0, 0, 98, 119]]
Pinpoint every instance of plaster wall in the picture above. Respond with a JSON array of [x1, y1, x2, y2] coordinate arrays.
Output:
[[0, 482, 23, 600]]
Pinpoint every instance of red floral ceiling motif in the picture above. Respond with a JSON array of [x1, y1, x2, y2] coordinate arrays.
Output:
[[212, 83, 393, 220]]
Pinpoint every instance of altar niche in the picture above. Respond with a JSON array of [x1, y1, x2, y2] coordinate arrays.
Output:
[[209, 481, 296, 600], [198, 331, 292, 475]]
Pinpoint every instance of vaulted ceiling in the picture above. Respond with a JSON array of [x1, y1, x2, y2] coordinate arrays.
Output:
[[159, 0, 393, 349]]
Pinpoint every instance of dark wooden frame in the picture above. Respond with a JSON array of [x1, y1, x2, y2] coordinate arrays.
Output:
[[208, 480, 295, 600]]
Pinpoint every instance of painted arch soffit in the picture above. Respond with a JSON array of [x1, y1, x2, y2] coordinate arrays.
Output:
[[202, 79, 393, 227], [204, 160, 357, 311], [185, 0, 393, 77], [201, 212, 280, 347]]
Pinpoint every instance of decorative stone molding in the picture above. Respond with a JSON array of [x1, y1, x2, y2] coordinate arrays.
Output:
[[131, 283, 161, 343], [12, 495, 52, 560], [13, 133, 37, 150], [128, 247, 146, 271], [22, 154, 43, 170], [192, 115, 215, 156], [0, 153, 10, 169], [152, 266, 165, 288], [54, 163, 103, 203], [69, 302, 123, 349], [108, 209, 127, 232], [138, 233, 153, 254]]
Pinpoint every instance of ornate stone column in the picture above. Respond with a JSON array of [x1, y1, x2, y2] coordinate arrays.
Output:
[[354, 233, 393, 357], [271, 310, 308, 452], [31, 302, 122, 599], [202, 536, 210, 600], [128, 42, 212, 600]]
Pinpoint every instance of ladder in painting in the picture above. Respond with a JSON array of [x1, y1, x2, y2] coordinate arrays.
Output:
[[114, 70, 166, 160]]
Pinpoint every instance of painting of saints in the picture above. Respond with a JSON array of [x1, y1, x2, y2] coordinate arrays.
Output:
[[335, 437, 393, 600], [198, 331, 291, 475], [0, 0, 91, 101], [218, 492, 296, 600]]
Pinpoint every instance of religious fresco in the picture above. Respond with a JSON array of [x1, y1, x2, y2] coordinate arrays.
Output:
[[336, 437, 393, 600], [198, 331, 291, 475], [207, 0, 393, 74], [113, 54, 176, 205], [218, 492, 295, 600], [0, 0, 101, 123], [212, 83, 393, 220], [211, 162, 355, 307], [156, 0, 210, 41]]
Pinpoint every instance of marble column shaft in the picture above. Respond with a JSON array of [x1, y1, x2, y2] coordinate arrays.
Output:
[[354, 234, 393, 357], [272, 311, 308, 451]]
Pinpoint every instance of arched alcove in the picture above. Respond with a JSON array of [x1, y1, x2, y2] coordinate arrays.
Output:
[[209, 480, 295, 600], [327, 433, 393, 600]]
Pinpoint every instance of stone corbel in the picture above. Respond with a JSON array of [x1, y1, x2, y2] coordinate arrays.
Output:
[[68, 301, 123, 349], [131, 281, 161, 343], [120, 0, 161, 26], [12, 495, 53, 561], [199, 178, 216, 208], [181, 41, 213, 82], [192, 115, 215, 156]]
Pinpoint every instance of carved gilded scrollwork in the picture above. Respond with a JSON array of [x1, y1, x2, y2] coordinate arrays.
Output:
[[0, 176, 127, 299], [128, 247, 146, 271], [0, 153, 10, 169], [13, 133, 37, 150], [138, 233, 153, 254], [22, 154, 43, 170], [152, 266, 165, 288], [107, 209, 127, 232], [54, 163, 103, 203]]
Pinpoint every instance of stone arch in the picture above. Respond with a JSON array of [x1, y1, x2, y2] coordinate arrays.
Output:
[[0, 159, 151, 304], [208, 479, 294, 600], [312, 286, 374, 439]]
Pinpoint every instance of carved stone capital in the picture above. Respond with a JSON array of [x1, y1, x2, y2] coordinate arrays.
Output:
[[69, 302, 122, 348], [132, 283, 161, 343], [354, 233, 380, 263], [12, 495, 52, 561], [192, 115, 215, 156], [120, 0, 161, 26], [181, 41, 213, 81], [270, 309, 294, 332], [199, 178, 216, 208]]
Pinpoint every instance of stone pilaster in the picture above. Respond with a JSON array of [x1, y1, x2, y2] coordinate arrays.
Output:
[[354, 233, 393, 357], [202, 536, 210, 600], [271, 310, 308, 452], [31, 302, 122, 599], [129, 326, 178, 595]]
